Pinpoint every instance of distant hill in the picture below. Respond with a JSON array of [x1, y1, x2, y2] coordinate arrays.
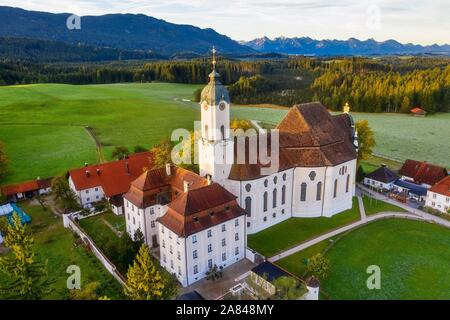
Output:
[[242, 36, 450, 56], [0, 6, 255, 56], [0, 37, 166, 62]]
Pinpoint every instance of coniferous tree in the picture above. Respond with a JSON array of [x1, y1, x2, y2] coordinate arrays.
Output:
[[124, 244, 177, 300], [0, 213, 51, 299]]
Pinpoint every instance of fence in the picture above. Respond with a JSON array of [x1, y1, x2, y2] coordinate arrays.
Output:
[[63, 212, 126, 286]]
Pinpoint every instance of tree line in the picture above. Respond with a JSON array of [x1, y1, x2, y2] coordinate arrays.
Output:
[[1, 56, 449, 113]]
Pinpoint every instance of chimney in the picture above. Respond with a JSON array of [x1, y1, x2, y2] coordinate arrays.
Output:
[[166, 163, 172, 176], [206, 174, 212, 186], [96, 169, 101, 176], [85, 170, 90, 178], [125, 161, 130, 174], [183, 180, 190, 193]]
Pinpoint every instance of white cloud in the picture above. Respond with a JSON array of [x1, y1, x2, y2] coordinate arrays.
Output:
[[0, 0, 448, 44]]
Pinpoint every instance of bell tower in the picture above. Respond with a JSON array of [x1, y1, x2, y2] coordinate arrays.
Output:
[[198, 47, 234, 185]]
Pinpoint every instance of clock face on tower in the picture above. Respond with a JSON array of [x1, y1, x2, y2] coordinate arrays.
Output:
[[219, 101, 226, 111]]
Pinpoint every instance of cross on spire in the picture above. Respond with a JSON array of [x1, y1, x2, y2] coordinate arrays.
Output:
[[212, 46, 217, 70]]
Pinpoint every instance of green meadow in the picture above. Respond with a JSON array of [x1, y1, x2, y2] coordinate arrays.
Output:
[[0, 82, 449, 185], [277, 219, 450, 300]]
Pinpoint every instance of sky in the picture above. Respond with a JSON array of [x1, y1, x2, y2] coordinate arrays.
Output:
[[1, 0, 449, 45]]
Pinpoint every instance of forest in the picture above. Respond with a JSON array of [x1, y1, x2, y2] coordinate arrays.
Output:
[[1, 56, 449, 113]]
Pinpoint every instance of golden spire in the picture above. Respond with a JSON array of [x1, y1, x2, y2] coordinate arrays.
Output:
[[212, 46, 217, 70]]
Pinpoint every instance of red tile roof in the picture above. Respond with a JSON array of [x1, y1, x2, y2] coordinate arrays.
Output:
[[410, 107, 426, 115], [69, 152, 153, 198], [1, 178, 52, 196], [229, 103, 357, 180], [124, 165, 208, 209], [398, 159, 447, 186], [157, 183, 245, 237], [429, 176, 450, 197]]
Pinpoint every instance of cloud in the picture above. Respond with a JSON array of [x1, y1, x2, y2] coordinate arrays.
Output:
[[0, 0, 448, 45]]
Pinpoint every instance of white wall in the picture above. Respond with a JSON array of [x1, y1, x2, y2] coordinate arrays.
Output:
[[124, 198, 167, 246], [425, 191, 450, 214], [69, 176, 105, 207], [363, 177, 394, 191], [159, 215, 246, 287]]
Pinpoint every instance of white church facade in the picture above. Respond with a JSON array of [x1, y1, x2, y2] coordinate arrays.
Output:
[[122, 56, 358, 287]]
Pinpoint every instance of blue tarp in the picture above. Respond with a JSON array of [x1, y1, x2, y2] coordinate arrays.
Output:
[[394, 179, 428, 196], [0, 203, 31, 225]]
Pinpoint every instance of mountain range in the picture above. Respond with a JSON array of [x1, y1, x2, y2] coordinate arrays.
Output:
[[0, 6, 449, 59], [0, 6, 254, 56], [242, 36, 450, 56]]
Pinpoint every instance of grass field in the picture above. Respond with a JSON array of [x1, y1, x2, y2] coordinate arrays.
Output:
[[0, 83, 201, 184], [0, 201, 123, 299], [362, 195, 405, 216], [0, 83, 448, 185], [247, 197, 360, 257], [324, 219, 450, 299], [277, 219, 450, 299]]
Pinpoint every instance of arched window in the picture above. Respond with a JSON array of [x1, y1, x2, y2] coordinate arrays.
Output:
[[245, 197, 252, 217], [205, 125, 209, 139], [281, 185, 286, 205], [316, 182, 322, 201], [346, 174, 350, 193], [273, 189, 277, 208], [220, 125, 225, 140], [300, 183, 307, 202], [263, 192, 268, 212], [334, 179, 338, 198]]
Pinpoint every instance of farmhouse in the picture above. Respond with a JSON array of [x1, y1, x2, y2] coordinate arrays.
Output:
[[410, 107, 426, 117], [397, 159, 447, 188], [121, 57, 358, 287], [68, 152, 152, 214], [425, 176, 450, 214], [1, 178, 52, 202], [364, 165, 399, 191]]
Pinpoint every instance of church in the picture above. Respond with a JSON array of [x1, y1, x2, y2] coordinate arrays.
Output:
[[124, 54, 358, 287]]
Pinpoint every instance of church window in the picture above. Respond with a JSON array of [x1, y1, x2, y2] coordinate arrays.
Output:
[[273, 212, 276, 218], [263, 192, 268, 211], [222, 253, 226, 261], [193, 250, 198, 259], [309, 171, 316, 181], [273, 176, 278, 184], [346, 174, 350, 193], [264, 179, 268, 187], [220, 125, 225, 140], [316, 182, 322, 201], [273, 188, 277, 208], [247, 222, 251, 228], [245, 184, 251, 192], [300, 183, 307, 202], [282, 185, 286, 205], [235, 219, 239, 227], [283, 173, 287, 181], [334, 179, 338, 198]]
